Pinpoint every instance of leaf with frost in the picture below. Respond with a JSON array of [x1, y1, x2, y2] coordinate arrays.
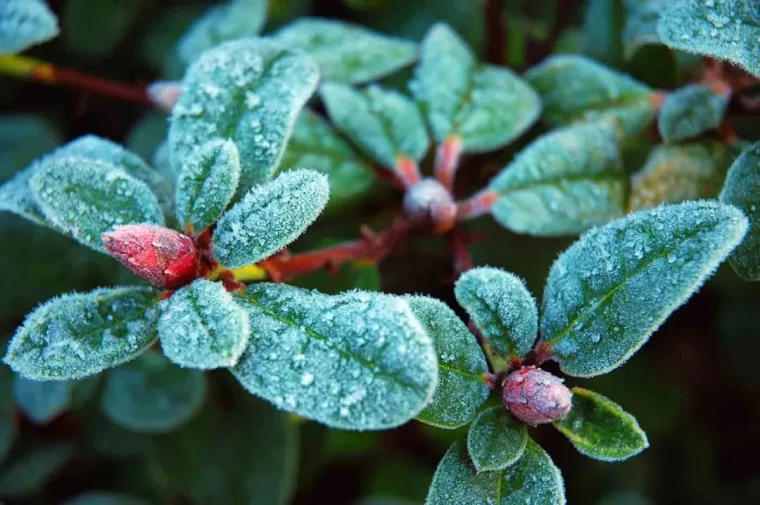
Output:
[[720, 142, 760, 280], [554, 388, 648, 461], [320, 83, 429, 169], [231, 283, 438, 430], [271, 17, 417, 84], [159, 279, 250, 369], [0, 443, 73, 498], [212, 170, 329, 268], [4, 287, 160, 381], [622, 0, 668, 59], [425, 439, 565, 505], [540, 201, 748, 378], [657, 0, 760, 78], [0, 167, 50, 226], [405, 296, 489, 429], [410, 23, 541, 153], [64, 492, 150, 505], [279, 109, 376, 213], [13, 377, 71, 424], [454, 267, 538, 361], [101, 352, 207, 433], [175, 140, 240, 234], [0, 0, 58, 55], [658, 85, 728, 143], [177, 0, 268, 64], [467, 407, 528, 472], [489, 121, 627, 236], [169, 38, 319, 192]]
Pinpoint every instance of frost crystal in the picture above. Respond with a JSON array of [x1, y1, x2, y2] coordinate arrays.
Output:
[[0, 0, 58, 55], [658, 85, 728, 143], [467, 406, 528, 472]]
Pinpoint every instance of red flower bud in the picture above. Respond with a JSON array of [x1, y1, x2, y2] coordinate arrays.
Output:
[[502, 366, 572, 425], [102, 224, 199, 290]]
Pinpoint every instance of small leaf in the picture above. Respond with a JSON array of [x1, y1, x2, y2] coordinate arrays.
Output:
[[212, 170, 329, 268], [175, 139, 240, 234], [159, 279, 250, 369], [489, 121, 627, 236], [405, 296, 489, 429], [0, 443, 74, 498], [320, 83, 429, 169], [467, 407, 528, 472], [101, 351, 207, 433], [622, 0, 668, 59], [4, 287, 160, 381], [29, 157, 165, 253], [454, 267, 538, 361], [272, 17, 417, 84], [720, 142, 760, 280], [410, 23, 541, 153], [0, 0, 58, 55], [63, 492, 150, 505], [169, 37, 319, 192], [13, 377, 71, 424], [540, 201, 748, 377], [231, 283, 438, 430], [658, 85, 728, 143], [657, 0, 760, 78], [554, 388, 648, 461]]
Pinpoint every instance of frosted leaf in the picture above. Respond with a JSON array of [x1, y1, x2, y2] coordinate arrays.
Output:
[[175, 139, 240, 234], [425, 439, 565, 505], [405, 296, 489, 429], [622, 0, 668, 59], [320, 83, 429, 169], [410, 23, 541, 153], [159, 279, 250, 369], [4, 287, 160, 381], [467, 407, 527, 472], [554, 387, 648, 461], [13, 377, 72, 424], [720, 142, 760, 280], [0, 0, 58, 55], [0, 167, 50, 227], [0, 443, 74, 497], [101, 351, 207, 433], [212, 170, 329, 268], [657, 0, 760, 78], [63, 492, 150, 505], [540, 201, 749, 377], [490, 121, 627, 237], [658, 85, 728, 143], [455, 267, 538, 361], [278, 109, 376, 213], [177, 0, 268, 64], [29, 156, 165, 253], [169, 38, 319, 193], [271, 17, 417, 84], [231, 283, 439, 430]]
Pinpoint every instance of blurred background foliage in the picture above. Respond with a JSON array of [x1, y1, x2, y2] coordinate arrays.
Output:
[[0, 0, 759, 504]]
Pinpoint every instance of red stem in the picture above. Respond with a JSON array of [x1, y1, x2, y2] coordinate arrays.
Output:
[[457, 189, 498, 221], [395, 155, 423, 190], [450, 225, 474, 274], [35, 65, 152, 106], [434, 136, 464, 192]]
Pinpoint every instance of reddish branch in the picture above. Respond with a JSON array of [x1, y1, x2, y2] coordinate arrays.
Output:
[[33, 62, 151, 106]]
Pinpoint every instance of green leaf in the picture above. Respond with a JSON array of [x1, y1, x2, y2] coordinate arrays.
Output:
[[175, 139, 240, 234], [0, 167, 50, 227], [467, 407, 528, 472], [554, 387, 648, 461], [169, 37, 319, 192], [658, 85, 728, 143], [63, 492, 150, 505], [159, 279, 250, 369], [62, 0, 140, 60], [29, 157, 165, 253], [657, 0, 760, 78], [272, 17, 417, 84], [720, 142, 760, 280], [4, 287, 160, 381], [410, 23, 541, 153], [177, 0, 269, 65], [0, 114, 61, 180], [490, 121, 627, 236], [540, 201, 749, 377], [278, 110, 377, 213], [583, 0, 626, 66], [405, 296, 489, 429], [212, 170, 329, 268], [13, 377, 71, 424], [622, 0, 668, 59], [0, 443, 74, 497], [425, 439, 565, 505], [320, 83, 429, 169], [101, 352, 207, 433], [0, 0, 58, 55], [454, 267, 538, 361], [231, 283, 438, 430]]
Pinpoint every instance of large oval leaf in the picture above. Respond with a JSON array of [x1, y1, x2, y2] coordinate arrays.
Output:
[[231, 284, 438, 430], [0, 0, 58, 55], [658, 85, 728, 144], [467, 406, 528, 472], [4, 287, 160, 381], [540, 201, 748, 377]]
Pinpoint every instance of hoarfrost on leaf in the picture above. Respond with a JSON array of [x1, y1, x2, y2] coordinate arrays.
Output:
[[658, 85, 728, 143], [0, 0, 59, 55], [467, 406, 528, 472]]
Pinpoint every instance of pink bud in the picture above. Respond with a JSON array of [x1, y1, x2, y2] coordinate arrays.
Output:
[[102, 224, 199, 290], [502, 366, 572, 425]]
